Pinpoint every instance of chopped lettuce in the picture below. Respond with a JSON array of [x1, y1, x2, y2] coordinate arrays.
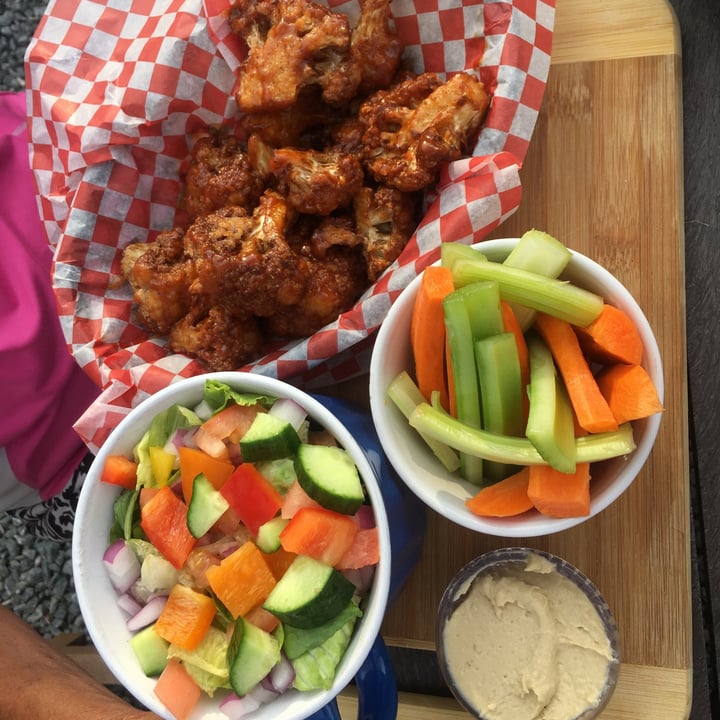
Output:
[[168, 626, 231, 696], [109, 487, 141, 542], [291, 609, 360, 691], [203, 379, 275, 414], [256, 457, 298, 492], [134, 404, 201, 487]]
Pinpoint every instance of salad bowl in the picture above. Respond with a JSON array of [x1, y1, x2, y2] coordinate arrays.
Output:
[[369, 237, 664, 537], [73, 372, 398, 720]]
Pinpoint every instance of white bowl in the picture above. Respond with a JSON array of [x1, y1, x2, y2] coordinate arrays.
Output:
[[369, 238, 664, 537], [73, 372, 392, 720]]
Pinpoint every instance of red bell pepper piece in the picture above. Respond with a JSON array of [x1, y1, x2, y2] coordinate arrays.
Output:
[[220, 463, 283, 535], [280, 506, 358, 567], [100, 454, 138, 490], [140, 485, 196, 569]]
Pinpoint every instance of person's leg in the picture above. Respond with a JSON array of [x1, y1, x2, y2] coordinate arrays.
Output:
[[3, 452, 94, 542]]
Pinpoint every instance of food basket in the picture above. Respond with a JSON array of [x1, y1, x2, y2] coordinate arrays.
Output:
[[25, 0, 555, 452]]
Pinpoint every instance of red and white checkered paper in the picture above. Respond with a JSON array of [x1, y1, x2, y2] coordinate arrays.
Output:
[[26, 0, 554, 453]]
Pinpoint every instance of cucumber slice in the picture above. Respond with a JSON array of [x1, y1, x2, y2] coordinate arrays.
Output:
[[263, 555, 355, 629], [240, 412, 301, 462], [187, 473, 230, 539], [255, 516, 289, 553], [283, 599, 362, 660], [294, 444, 365, 515], [227, 616, 281, 696], [129, 624, 169, 676]]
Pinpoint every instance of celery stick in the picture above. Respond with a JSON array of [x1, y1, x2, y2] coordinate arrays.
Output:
[[440, 241, 486, 271], [575, 424, 636, 461], [387, 372, 461, 473], [451, 260, 603, 328], [408, 402, 636, 465], [443, 291, 484, 484], [474, 333, 525, 482], [503, 229, 573, 330], [525, 331, 577, 473], [503, 230, 572, 274], [454, 281, 504, 340]]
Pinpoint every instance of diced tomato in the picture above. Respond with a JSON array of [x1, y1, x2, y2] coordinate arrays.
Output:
[[245, 603, 280, 633], [260, 546, 297, 580], [213, 506, 242, 536], [280, 479, 323, 519], [201, 402, 261, 443], [336, 527, 380, 570], [100, 455, 138, 490], [280, 506, 358, 567], [220, 463, 283, 535], [139, 486, 161, 509], [192, 426, 231, 461], [178, 446, 235, 503], [140, 485, 197, 569], [154, 657, 202, 720]]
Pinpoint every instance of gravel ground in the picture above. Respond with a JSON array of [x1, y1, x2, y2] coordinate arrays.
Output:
[[0, 1, 88, 643]]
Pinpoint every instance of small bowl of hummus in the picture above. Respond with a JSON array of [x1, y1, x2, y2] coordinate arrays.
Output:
[[436, 548, 620, 720]]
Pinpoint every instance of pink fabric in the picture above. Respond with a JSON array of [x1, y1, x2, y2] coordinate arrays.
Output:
[[0, 91, 99, 501]]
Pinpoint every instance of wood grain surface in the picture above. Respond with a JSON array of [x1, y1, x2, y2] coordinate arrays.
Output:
[[381, 0, 691, 716]]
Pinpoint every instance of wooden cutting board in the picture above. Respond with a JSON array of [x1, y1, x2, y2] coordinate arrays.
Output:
[[353, 0, 689, 717], [57, 0, 688, 716]]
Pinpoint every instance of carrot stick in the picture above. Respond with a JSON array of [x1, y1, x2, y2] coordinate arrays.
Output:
[[574, 304, 644, 366], [533, 312, 619, 434], [501, 300, 530, 422], [465, 467, 533, 517], [411, 265, 455, 411], [595, 363, 664, 424], [527, 462, 591, 517]]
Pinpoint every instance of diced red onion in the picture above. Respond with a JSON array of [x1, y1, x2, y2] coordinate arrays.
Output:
[[129, 579, 165, 605], [226, 442, 243, 466], [249, 681, 278, 705], [219, 692, 261, 719], [193, 400, 214, 421], [126, 595, 167, 632], [103, 540, 141, 594], [116, 592, 143, 618], [342, 565, 375, 596], [269, 398, 307, 431], [268, 653, 295, 693], [183, 427, 198, 448], [354, 504, 376, 529]]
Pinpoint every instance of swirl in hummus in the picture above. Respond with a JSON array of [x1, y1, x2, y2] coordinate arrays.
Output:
[[441, 553, 617, 720]]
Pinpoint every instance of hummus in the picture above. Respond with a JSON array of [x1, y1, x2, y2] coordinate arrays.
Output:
[[440, 553, 617, 720]]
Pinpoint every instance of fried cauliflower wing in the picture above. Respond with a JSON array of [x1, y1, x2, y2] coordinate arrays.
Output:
[[184, 193, 309, 318], [122, 228, 194, 335], [265, 245, 367, 339], [183, 132, 265, 218], [350, 0, 402, 96], [229, 0, 357, 112], [360, 71, 490, 191], [354, 185, 420, 281], [270, 147, 365, 216], [169, 304, 263, 372]]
